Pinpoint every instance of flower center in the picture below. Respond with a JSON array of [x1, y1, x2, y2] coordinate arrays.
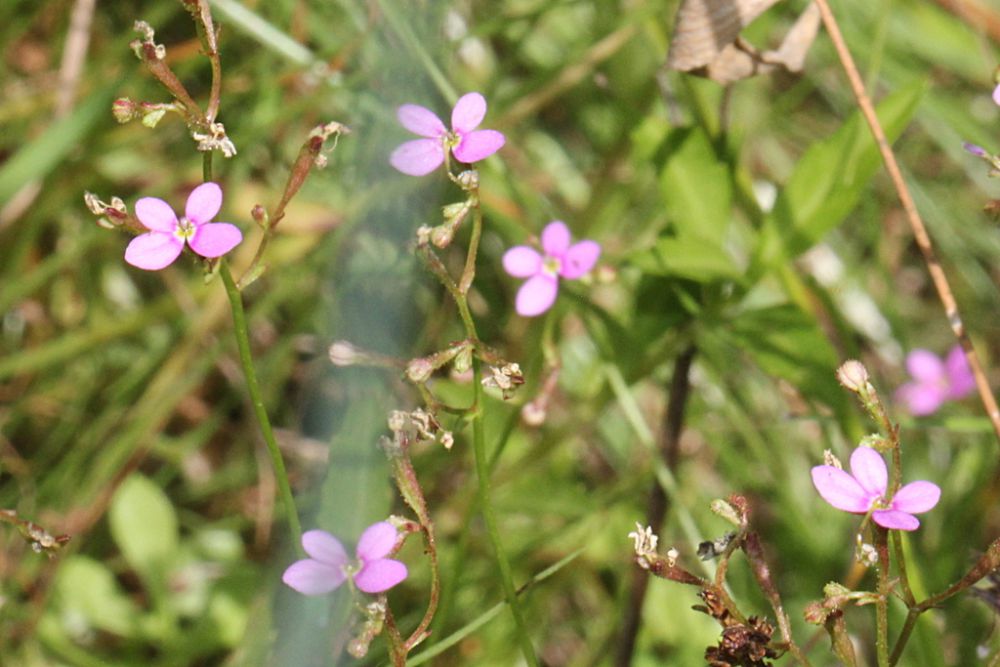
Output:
[[542, 255, 561, 276], [443, 131, 461, 151], [174, 217, 195, 242]]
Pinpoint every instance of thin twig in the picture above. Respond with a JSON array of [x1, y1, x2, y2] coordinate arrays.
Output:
[[616, 345, 696, 667], [813, 0, 1000, 446]]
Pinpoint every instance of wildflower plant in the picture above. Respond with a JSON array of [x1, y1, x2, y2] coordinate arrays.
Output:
[[630, 361, 1000, 666]]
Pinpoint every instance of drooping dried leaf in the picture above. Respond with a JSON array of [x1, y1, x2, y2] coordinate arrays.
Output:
[[667, 0, 821, 85]]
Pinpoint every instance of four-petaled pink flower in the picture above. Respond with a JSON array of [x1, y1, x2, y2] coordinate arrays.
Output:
[[125, 182, 242, 271], [282, 522, 407, 596], [390, 92, 505, 176], [502, 221, 601, 317], [896, 345, 975, 416], [811, 447, 940, 531]]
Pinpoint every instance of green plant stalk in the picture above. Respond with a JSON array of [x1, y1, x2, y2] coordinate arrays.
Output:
[[219, 260, 303, 544], [874, 528, 891, 667]]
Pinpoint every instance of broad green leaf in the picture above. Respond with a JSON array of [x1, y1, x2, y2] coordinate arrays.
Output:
[[755, 82, 925, 268], [726, 304, 845, 411], [109, 474, 179, 578], [659, 126, 732, 242], [630, 235, 742, 281], [54, 556, 141, 637]]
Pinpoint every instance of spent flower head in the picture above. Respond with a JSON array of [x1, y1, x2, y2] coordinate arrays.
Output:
[[811, 446, 940, 531], [502, 221, 601, 317], [124, 182, 242, 270], [390, 92, 505, 176], [282, 522, 407, 595], [896, 345, 974, 416]]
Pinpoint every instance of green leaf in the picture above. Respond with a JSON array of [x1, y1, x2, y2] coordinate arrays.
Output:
[[726, 304, 845, 411], [630, 235, 742, 281], [659, 126, 732, 242], [108, 474, 179, 578], [755, 82, 926, 268], [54, 556, 141, 637]]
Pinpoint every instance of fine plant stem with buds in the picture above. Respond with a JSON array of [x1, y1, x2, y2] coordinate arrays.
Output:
[[874, 528, 891, 667], [813, 0, 1000, 446]]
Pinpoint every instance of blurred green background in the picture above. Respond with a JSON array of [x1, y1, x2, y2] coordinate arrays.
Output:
[[2, 0, 1000, 665]]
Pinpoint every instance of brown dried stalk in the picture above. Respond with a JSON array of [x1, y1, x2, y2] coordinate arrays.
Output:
[[813, 0, 1000, 445]]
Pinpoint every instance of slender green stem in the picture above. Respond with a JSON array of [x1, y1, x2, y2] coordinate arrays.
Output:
[[874, 528, 891, 667], [219, 260, 302, 544], [470, 358, 538, 666]]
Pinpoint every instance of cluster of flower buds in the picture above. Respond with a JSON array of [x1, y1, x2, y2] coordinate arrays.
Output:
[[416, 198, 475, 249], [0, 510, 71, 558], [481, 362, 524, 400], [387, 408, 453, 450], [83, 192, 135, 230]]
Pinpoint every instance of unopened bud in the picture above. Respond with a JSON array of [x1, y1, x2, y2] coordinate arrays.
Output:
[[521, 400, 546, 426], [453, 345, 473, 375], [406, 357, 435, 384], [112, 98, 138, 123], [140, 105, 167, 128], [836, 360, 869, 393], [822, 449, 843, 469], [328, 340, 360, 366], [710, 499, 741, 527], [430, 224, 455, 248], [251, 204, 269, 228], [456, 169, 479, 191], [442, 201, 467, 220], [416, 225, 432, 246], [440, 431, 454, 450]]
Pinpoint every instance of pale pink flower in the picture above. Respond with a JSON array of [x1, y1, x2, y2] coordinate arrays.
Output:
[[811, 447, 940, 531], [124, 182, 242, 270], [993, 82, 1000, 107], [502, 221, 601, 317], [389, 92, 505, 176], [896, 345, 975, 416], [282, 522, 407, 596]]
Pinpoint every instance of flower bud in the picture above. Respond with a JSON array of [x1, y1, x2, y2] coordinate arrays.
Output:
[[710, 498, 741, 527], [452, 344, 473, 375], [251, 204, 269, 228], [406, 357, 435, 384], [456, 169, 479, 191], [112, 98, 138, 123], [836, 360, 869, 393], [430, 224, 455, 248], [328, 340, 360, 366]]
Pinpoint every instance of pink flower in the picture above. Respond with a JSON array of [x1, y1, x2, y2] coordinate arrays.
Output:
[[896, 345, 975, 416], [993, 82, 1000, 107], [502, 221, 601, 317], [389, 92, 505, 176], [811, 447, 940, 531], [124, 182, 242, 271], [282, 522, 407, 596]]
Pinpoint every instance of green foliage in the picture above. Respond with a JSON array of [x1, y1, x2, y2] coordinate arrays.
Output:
[[3, 0, 1000, 665]]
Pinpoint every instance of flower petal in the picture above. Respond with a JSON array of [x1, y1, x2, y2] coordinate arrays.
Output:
[[891, 481, 941, 514], [872, 510, 920, 531], [515, 274, 559, 317], [541, 221, 571, 256], [188, 222, 242, 258], [810, 465, 871, 513], [390, 139, 445, 176], [850, 447, 887, 497], [559, 240, 601, 279], [185, 182, 223, 224], [354, 558, 408, 594], [282, 558, 346, 595], [452, 129, 505, 164], [134, 197, 178, 232], [124, 232, 184, 270], [906, 349, 945, 383], [301, 530, 349, 566], [896, 382, 946, 416], [993, 83, 1000, 108], [356, 521, 398, 561], [945, 345, 975, 399], [451, 92, 487, 134], [503, 246, 542, 278], [397, 104, 446, 138]]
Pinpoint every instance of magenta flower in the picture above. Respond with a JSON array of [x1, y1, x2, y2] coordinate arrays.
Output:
[[282, 522, 407, 596], [811, 447, 941, 531], [124, 182, 242, 271], [503, 221, 601, 317], [896, 345, 975, 416], [389, 92, 505, 176]]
